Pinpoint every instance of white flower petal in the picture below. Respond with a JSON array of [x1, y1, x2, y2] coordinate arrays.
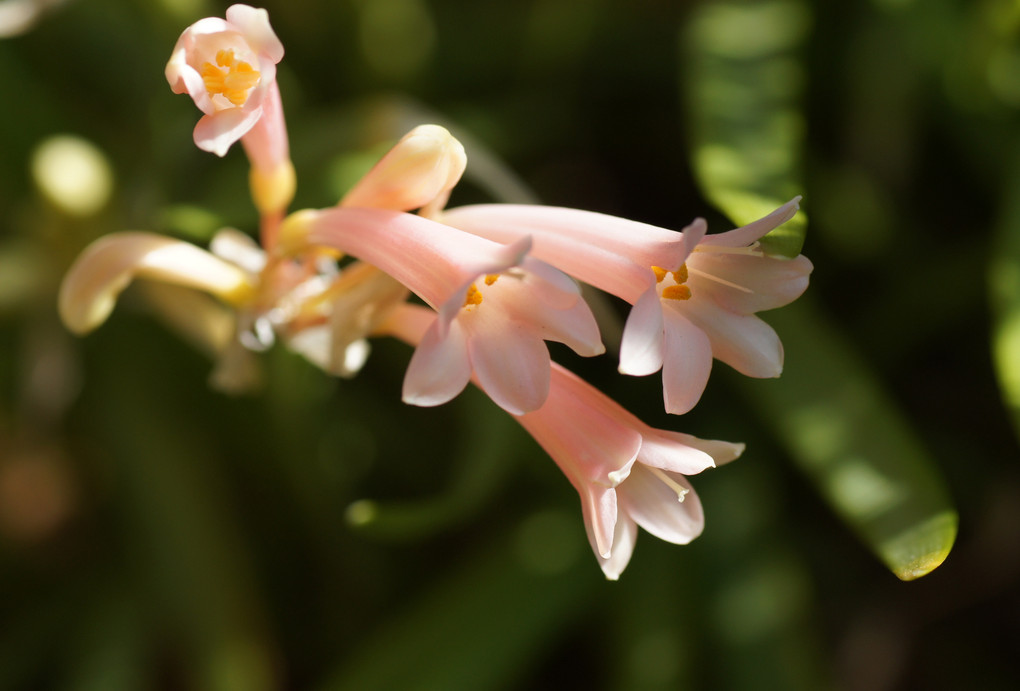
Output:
[[193, 107, 263, 157], [402, 317, 472, 407], [682, 301, 784, 378], [619, 286, 665, 376], [660, 308, 713, 415], [468, 318, 551, 415], [596, 514, 638, 581], [618, 465, 704, 545]]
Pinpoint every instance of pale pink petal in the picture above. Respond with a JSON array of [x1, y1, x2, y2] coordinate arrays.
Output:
[[687, 252, 813, 315], [619, 286, 665, 376], [467, 317, 551, 415], [402, 317, 472, 407], [665, 434, 745, 467], [59, 232, 253, 335], [637, 429, 720, 475], [225, 4, 284, 62], [494, 259, 603, 357], [681, 301, 784, 378], [578, 484, 619, 559], [194, 107, 263, 157], [660, 308, 713, 415], [595, 513, 638, 581], [618, 465, 704, 545], [701, 197, 801, 248]]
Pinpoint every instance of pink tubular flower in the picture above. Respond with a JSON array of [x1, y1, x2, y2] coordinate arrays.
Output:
[[520, 362, 743, 579], [278, 207, 604, 414], [441, 198, 812, 414], [165, 4, 285, 158], [381, 303, 743, 580]]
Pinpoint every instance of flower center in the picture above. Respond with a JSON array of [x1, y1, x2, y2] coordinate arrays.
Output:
[[462, 274, 500, 308], [201, 49, 260, 107], [652, 263, 691, 301]]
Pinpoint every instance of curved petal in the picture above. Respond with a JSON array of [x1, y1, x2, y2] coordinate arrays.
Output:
[[467, 316, 551, 414], [193, 107, 263, 157], [701, 197, 801, 248], [225, 4, 284, 62], [682, 301, 784, 378], [402, 316, 472, 407], [596, 513, 638, 581], [578, 484, 618, 560], [494, 260, 604, 357], [618, 465, 705, 545], [637, 429, 720, 476], [59, 232, 254, 335], [668, 434, 745, 467], [687, 252, 813, 315], [660, 308, 713, 415], [619, 286, 665, 376]]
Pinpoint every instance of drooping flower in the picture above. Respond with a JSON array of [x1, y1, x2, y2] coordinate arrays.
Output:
[[441, 199, 812, 414], [165, 4, 294, 229], [165, 4, 284, 157], [381, 303, 743, 579], [277, 207, 604, 414]]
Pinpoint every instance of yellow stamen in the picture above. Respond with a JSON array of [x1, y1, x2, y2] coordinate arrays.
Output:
[[654, 262, 692, 300], [662, 284, 692, 301], [484, 274, 499, 286], [201, 49, 260, 107], [463, 284, 483, 307]]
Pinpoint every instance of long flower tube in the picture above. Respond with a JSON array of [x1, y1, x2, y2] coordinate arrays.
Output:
[[380, 303, 744, 579], [277, 207, 604, 414], [441, 199, 812, 414]]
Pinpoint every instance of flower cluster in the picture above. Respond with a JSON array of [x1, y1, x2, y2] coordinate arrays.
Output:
[[58, 5, 812, 579]]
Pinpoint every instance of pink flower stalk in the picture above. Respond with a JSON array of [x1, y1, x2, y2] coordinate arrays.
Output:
[[381, 303, 743, 580], [278, 207, 604, 414], [441, 199, 812, 414]]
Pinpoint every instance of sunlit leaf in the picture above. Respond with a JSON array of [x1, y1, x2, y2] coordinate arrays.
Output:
[[683, 0, 810, 257], [990, 158, 1020, 439], [744, 300, 957, 580]]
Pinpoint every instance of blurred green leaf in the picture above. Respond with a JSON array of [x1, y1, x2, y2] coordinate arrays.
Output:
[[343, 387, 517, 539], [990, 156, 1020, 439], [317, 519, 598, 691], [683, 0, 809, 257], [744, 300, 957, 580]]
